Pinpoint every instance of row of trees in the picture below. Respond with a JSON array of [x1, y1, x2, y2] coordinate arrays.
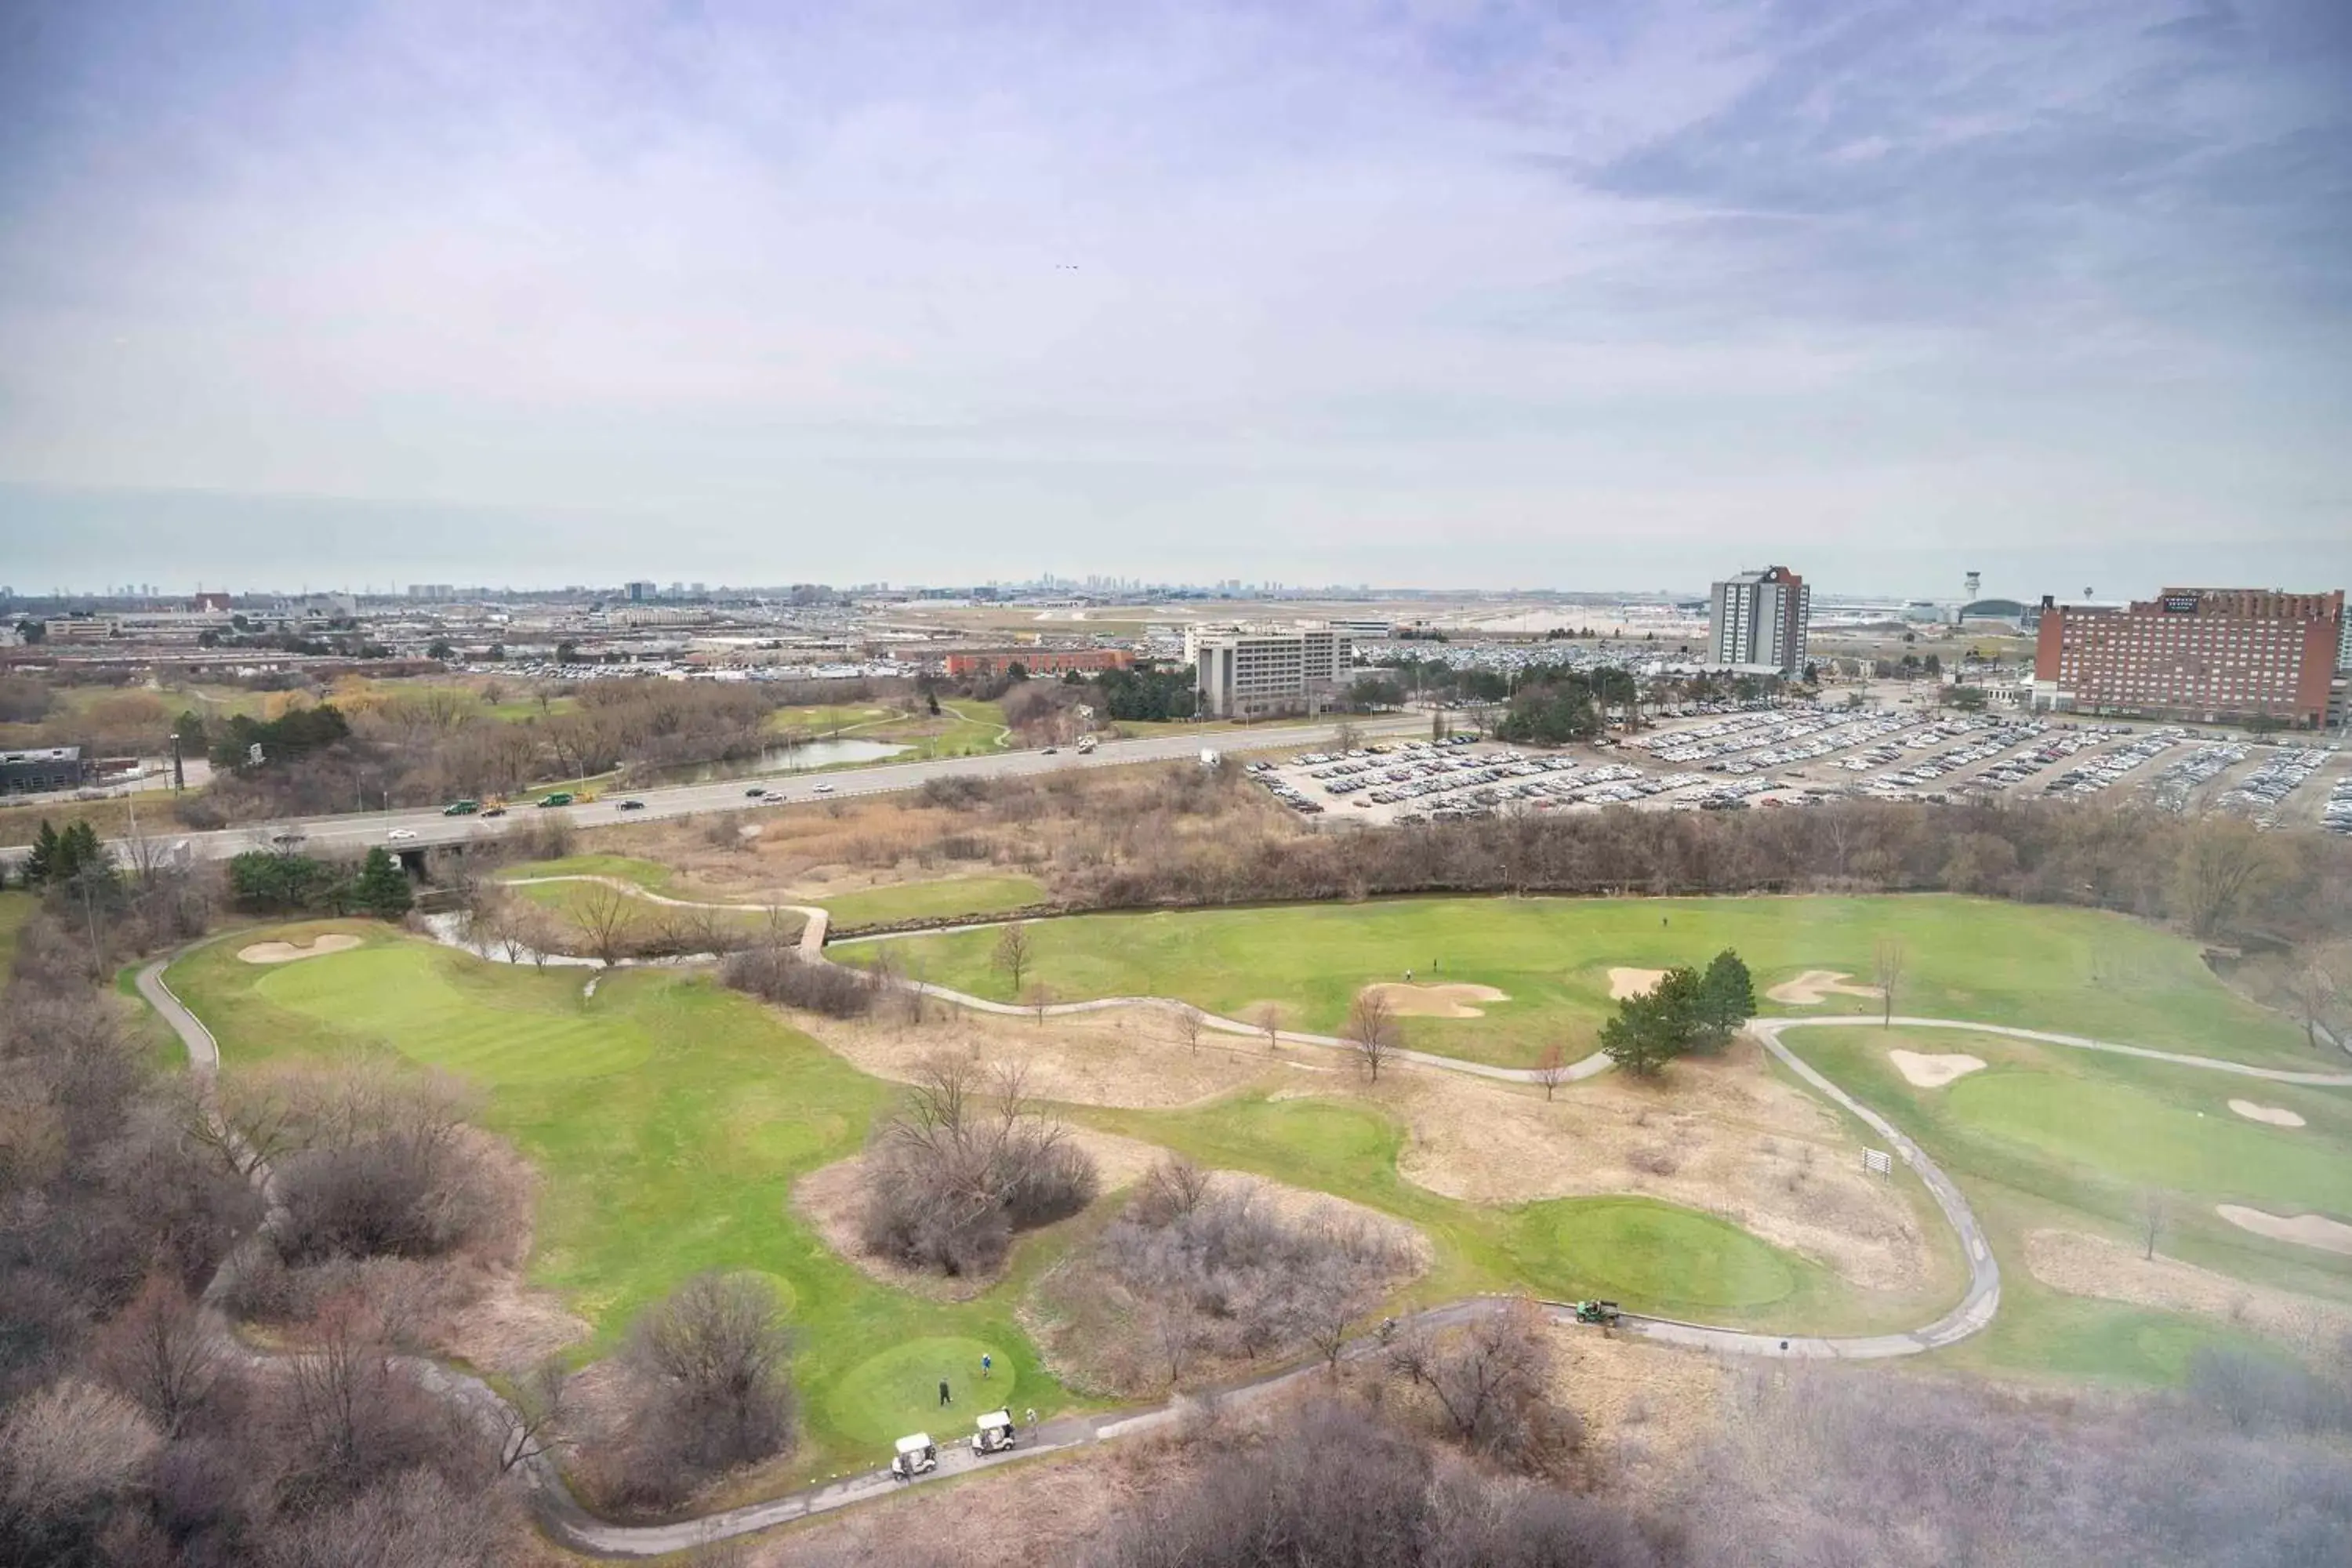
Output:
[[14, 818, 108, 888], [226, 847, 414, 920], [1599, 950, 1756, 1074]]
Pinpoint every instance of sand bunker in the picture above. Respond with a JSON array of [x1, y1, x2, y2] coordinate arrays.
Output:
[[1607, 967, 1667, 1001], [2227, 1099, 2307, 1128], [1768, 970, 1885, 1006], [1887, 1050, 1987, 1089], [2217, 1205, 2352, 1257], [1360, 982, 1511, 1019], [238, 935, 363, 965]]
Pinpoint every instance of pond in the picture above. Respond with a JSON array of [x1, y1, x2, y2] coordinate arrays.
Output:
[[630, 737, 912, 785]]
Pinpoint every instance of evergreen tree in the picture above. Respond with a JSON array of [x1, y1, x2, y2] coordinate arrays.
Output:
[[352, 848, 414, 920], [1599, 965, 1704, 1075], [22, 819, 61, 886], [1696, 949, 1757, 1047]]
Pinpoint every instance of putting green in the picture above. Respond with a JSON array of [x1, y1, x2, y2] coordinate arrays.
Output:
[[1509, 1197, 1804, 1314], [1947, 1072, 2352, 1212], [824, 1336, 1014, 1445], [255, 946, 655, 1083], [863, 894, 2310, 1067]]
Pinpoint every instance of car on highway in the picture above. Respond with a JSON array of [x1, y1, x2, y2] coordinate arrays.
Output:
[[1042, 746, 1058, 754], [746, 786, 768, 797], [387, 828, 418, 841], [441, 799, 481, 815], [814, 782, 835, 793], [537, 792, 575, 808], [617, 798, 647, 811], [480, 806, 507, 818]]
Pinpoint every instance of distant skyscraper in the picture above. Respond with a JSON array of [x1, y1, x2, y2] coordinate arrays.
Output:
[[1708, 566, 1811, 676]]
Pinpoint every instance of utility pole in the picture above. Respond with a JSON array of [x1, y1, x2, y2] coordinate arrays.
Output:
[[169, 731, 183, 793]]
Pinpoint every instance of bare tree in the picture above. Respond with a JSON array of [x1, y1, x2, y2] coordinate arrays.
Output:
[[2170, 815, 2283, 938], [92, 1272, 221, 1437], [993, 920, 1033, 995], [1348, 989, 1398, 1083], [1873, 937, 1906, 1027], [1387, 1296, 1563, 1466], [1174, 1004, 1205, 1056], [1149, 1298, 1205, 1389], [569, 883, 638, 967], [1532, 1041, 1575, 1102], [1025, 982, 1055, 1023], [1255, 1002, 1284, 1053], [1299, 1253, 1385, 1374], [494, 1357, 572, 1475], [2284, 957, 2340, 1051], [626, 1272, 797, 1480], [2142, 1188, 2168, 1261]]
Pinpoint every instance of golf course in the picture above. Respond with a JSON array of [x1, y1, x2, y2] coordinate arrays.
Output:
[[153, 884, 2352, 1501], [855, 893, 2318, 1068]]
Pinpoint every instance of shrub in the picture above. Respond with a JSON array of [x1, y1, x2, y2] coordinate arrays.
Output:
[[720, 946, 877, 1018]]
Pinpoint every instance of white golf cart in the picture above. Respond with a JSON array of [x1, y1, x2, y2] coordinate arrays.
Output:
[[889, 1432, 938, 1481], [971, 1410, 1017, 1457]]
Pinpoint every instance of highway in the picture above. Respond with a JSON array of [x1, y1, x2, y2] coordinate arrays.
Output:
[[9, 716, 1425, 867]]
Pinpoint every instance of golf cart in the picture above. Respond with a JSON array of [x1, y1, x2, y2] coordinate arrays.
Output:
[[1571, 1300, 1622, 1327], [889, 1433, 938, 1481], [971, 1410, 1017, 1457]]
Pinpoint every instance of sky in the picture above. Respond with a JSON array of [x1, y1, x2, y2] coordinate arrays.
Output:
[[2, 0, 2348, 598]]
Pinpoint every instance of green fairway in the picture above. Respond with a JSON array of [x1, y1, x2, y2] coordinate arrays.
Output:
[[1777, 1022, 2352, 1381], [163, 925, 1097, 1476], [818, 875, 1047, 928], [858, 894, 2312, 1067]]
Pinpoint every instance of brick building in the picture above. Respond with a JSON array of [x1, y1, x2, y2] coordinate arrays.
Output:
[[942, 647, 1134, 679], [2032, 587, 2347, 728]]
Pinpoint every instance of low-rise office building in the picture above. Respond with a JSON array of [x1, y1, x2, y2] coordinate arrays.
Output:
[[0, 746, 92, 795], [942, 648, 1135, 679]]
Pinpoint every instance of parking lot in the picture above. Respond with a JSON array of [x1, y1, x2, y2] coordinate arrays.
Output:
[[1244, 703, 2351, 829]]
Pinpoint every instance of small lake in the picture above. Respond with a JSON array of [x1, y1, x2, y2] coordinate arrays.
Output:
[[632, 737, 913, 786]]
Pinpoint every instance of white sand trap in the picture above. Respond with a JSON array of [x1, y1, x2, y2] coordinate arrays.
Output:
[[1607, 967, 1668, 1001], [1888, 1049, 1986, 1089], [1361, 982, 1511, 1019], [2217, 1204, 2352, 1256], [238, 935, 363, 965], [2227, 1099, 2307, 1128], [1768, 970, 1886, 1006]]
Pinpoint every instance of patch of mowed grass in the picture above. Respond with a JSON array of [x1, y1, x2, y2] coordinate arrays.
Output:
[[866, 895, 2310, 1068], [494, 854, 680, 891], [1777, 1022, 2352, 1380], [1508, 1197, 1812, 1316], [163, 927, 1102, 1476], [825, 1337, 1012, 1445], [818, 876, 1048, 927]]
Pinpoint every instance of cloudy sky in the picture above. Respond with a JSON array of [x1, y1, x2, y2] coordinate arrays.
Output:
[[2, 0, 2347, 597]]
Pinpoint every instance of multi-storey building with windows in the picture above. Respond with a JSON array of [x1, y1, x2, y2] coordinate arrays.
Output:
[[1185, 623, 1348, 718], [2032, 587, 2346, 728], [1707, 565, 1811, 676], [942, 648, 1134, 678]]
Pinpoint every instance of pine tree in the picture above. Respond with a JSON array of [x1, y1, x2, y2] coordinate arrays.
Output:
[[22, 820, 61, 887], [1697, 949, 1756, 1047], [352, 848, 414, 920]]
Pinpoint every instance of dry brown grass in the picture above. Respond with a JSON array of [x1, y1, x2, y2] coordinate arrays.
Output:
[[2024, 1227, 2352, 1355], [1392, 1041, 1933, 1293], [799, 1005, 1294, 1108], [1544, 1326, 1730, 1489]]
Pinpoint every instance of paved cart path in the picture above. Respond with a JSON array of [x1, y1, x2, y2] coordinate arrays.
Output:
[[136, 924, 2350, 1557]]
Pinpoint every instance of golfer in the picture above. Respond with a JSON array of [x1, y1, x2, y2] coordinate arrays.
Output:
[[980, 1352, 993, 1380]]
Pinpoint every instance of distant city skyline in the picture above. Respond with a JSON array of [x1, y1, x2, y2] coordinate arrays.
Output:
[[5, 2, 2348, 593]]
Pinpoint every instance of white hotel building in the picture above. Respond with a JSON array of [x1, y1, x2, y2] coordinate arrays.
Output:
[[1185, 623, 1350, 719]]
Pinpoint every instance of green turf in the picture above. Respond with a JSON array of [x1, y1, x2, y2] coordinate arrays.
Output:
[[1775, 1022, 2352, 1381], [163, 924, 1105, 1477], [858, 895, 2312, 1068], [495, 855, 681, 891], [826, 1337, 1014, 1445], [1508, 1197, 1804, 1315], [818, 876, 1048, 927]]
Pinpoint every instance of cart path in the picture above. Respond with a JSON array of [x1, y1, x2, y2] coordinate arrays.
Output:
[[136, 934, 2347, 1558]]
